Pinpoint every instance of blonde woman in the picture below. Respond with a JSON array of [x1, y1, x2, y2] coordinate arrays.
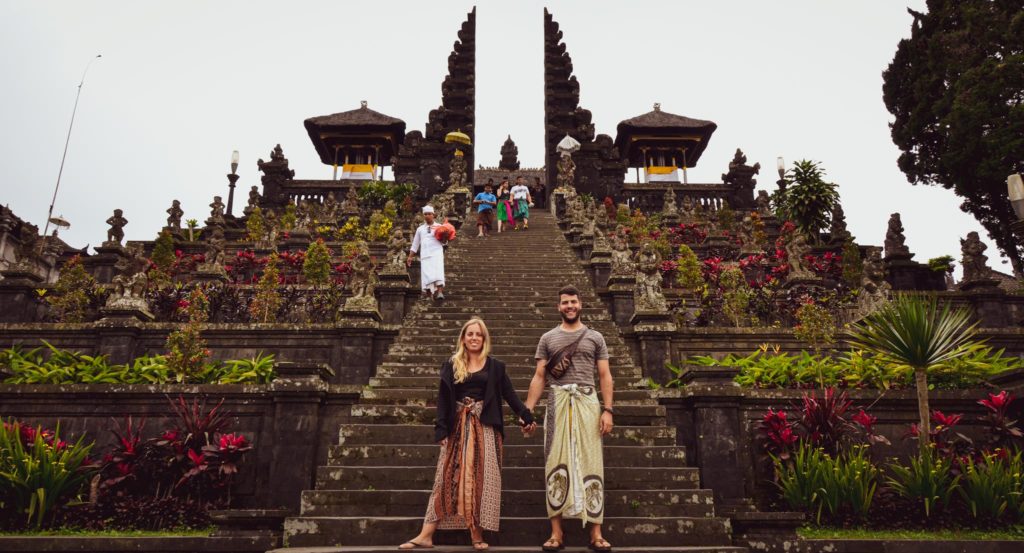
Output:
[[400, 317, 536, 550]]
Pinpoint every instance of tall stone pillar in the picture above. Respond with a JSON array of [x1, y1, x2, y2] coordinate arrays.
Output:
[[0, 268, 46, 323], [629, 310, 676, 384], [268, 363, 329, 509]]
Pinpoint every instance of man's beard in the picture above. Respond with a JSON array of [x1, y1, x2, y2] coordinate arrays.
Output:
[[561, 310, 580, 324]]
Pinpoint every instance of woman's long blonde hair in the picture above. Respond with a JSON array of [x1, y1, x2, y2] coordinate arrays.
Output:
[[451, 317, 491, 383]]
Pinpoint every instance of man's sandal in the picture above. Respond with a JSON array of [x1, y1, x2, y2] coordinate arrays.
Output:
[[398, 540, 433, 549], [542, 537, 565, 552], [588, 537, 612, 552]]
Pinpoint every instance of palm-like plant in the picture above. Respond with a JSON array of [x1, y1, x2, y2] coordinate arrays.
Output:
[[847, 295, 981, 455]]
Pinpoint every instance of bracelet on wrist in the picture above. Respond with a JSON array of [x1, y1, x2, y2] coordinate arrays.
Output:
[[601, 406, 615, 415]]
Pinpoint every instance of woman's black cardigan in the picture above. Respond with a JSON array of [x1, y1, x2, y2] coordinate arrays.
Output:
[[434, 357, 534, 443]]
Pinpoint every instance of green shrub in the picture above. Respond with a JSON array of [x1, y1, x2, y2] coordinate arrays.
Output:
[[46, 256, 97, 323], [0, 420, 94, 529], [959, 450, 1024, 522], [887, 445, 960, 518], [302, 239, 332, 286], [774, 442, 879, 524], [675, 244, 704, 293]]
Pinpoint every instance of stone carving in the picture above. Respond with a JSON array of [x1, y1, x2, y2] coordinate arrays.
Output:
[[447, 149, 468, 192], [106, 243, 150, 312], [722, 148, 760, 208], [341, 187, 360, 214], [960, 231, 991, 282], [662, 187, 678, 216], [785, 231, 815, 280], [556, 151, 576, 192], [13, 224, 42, 270], [243, 186, 261, 216], [830, 203, 852, 244], [322, 191, 339, 222], [610, 228, 634, 276], [166, 200, 184, 229], [295, 199, 315, 230], [756, 190, 772, 217], [856, 247, 891, 317], [679, 195, 697, 222], [383, 228, 410, 274], [499, 135, 520, 171], [203, 226, 227, 269], [105, 209, 128, 246], [884, 213, 911, 258], [207, 196, 226, 227], [344, 251, 378, 311], [738, 215, 760, 255], [634, 242, 667, 313]]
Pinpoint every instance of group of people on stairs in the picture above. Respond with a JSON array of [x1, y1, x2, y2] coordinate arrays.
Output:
[[398, 285, 615, 552], [472, 176, 539, 237]]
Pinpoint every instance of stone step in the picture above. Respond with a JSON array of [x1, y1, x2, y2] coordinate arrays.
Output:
[[315, 466, 701, 491], [327, 444, 687, 467], [352, 396, 656, 408], [347, 404, 665, 426], [283, 516, 734, 547], [338, 425, 677, 447], [300, 488, 715, 518], [272, 544, 745, 548], [366, 373, 644, 388], [357, 389, 656, 403]]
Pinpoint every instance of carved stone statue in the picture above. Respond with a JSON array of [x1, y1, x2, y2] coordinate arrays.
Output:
[[738, 215, 760, 255], [856, 247, 891, 317], [105, 209, 128, 246], [344, 251, 378, 311], [556, 151, 576, 192], [207, 196, 226, 226], [447, 149, 468, 192], [721, 148, 761, 208], [785, 231, 815, 280], [383, 228, 410, 274], [243, 186, 261, 216], [830, 203, 852, 244], [960, 231, 991, 282], [756, 190, 772, 217], [679, 195, 697, 222], [166, 200, 184, 229], [884, 213, 911, 258], [610, 229, 634, 277], [634, 242, 667, 313], [13, 224, 42, 269], [322, 191, 339, 222], [662, 187, 678, 216], [204, 226, 227, 268], [341, 187, 360, 214], [106, 243, 150, 312]]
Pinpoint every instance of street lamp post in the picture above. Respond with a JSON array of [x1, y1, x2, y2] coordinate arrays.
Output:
[[43, 54, 101, 236], [776, 156, 787, 192], [226, 150, 240, 217]]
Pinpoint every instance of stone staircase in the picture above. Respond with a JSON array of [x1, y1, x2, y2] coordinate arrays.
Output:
[[274, 211, 743, 553]]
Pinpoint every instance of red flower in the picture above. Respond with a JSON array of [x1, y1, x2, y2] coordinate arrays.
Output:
[[176, 299, 191, 310], [852, 409, 876, 433], [161, 430, 180, 442], [218, 433, 248, 451], [116, 462, 133, 475], [931, 410, 962, 428], [980, 391, 1013, 413]]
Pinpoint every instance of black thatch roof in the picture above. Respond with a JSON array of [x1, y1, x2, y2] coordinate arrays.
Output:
[[304, 103, 406, 166], [615, 106, 717, 168], [617, 109, 716, 131]]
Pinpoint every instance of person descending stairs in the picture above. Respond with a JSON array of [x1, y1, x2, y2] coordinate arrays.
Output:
[[274, 210, 744, 552]]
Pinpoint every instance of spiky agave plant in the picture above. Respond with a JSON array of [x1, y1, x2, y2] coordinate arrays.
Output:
[[848, 295, 980, 455]]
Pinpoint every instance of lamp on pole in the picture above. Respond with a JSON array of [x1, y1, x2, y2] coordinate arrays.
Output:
[[776, 156, 787, 192], [43, 54, 101, 237], [226, 150, 240, 216]]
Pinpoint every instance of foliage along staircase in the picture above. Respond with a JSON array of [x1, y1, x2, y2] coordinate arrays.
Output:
[[272, 211, 744, 552]]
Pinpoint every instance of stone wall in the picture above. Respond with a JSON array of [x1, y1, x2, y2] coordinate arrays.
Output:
[[0, 364, 356, 511]]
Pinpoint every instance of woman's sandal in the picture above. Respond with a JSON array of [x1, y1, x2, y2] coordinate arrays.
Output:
[[398, 540, 433, 549], [542, 536, 565, 552], [588, 537, 613, 552], [473, 541, 490, 551]]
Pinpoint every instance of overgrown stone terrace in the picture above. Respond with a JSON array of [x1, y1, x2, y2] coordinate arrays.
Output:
[[3, 6, 1024, 553]]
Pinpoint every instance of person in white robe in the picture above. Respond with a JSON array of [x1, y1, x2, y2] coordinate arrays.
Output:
[[407, 205, 446, 300]]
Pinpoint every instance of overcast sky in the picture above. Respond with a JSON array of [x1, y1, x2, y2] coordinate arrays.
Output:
[[0, 0, 1006, 275]]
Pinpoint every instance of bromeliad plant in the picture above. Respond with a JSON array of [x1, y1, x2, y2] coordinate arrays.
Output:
[[848, 295, 981, 455], [0, 419, 95, 529]]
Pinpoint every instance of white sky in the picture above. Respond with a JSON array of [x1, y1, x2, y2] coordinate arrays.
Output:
[[0, 0, 1006, 275]]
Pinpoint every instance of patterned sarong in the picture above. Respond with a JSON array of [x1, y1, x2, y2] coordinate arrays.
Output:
[[544, 384, 604, 525], [425, 398, 503, 531], [513, 199, 530, 220]]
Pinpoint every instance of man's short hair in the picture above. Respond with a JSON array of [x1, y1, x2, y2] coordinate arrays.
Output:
[[516, 175, 524, 180], [558, 285, 580, 299]]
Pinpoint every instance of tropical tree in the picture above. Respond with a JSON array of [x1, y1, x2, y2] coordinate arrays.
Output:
[[771, 160, 839, 243], [882, 1, 1024, 274], [847, 295, 980, 454]]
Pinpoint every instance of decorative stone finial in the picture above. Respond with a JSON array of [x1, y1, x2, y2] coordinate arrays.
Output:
[[883, 213, 911, 259], [653, 102, 661, 112], [360, 100, 368, 108]]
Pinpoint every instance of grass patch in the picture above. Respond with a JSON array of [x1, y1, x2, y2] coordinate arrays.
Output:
[[0, 527, 214, 537], [799, 526, 1024, 541]]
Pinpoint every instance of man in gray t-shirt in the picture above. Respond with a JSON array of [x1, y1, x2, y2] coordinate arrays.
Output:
[[525, 285, 614, 552]]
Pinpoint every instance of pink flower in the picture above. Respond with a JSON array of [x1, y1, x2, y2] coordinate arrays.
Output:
[[931, 410, 962, 429], [188, 449, 205, 466], [980, 391, 1013, 413], [218, 433, 248, 451], [852, 409, 876, 433]]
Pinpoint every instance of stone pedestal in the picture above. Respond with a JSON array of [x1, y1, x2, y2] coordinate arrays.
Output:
[[269, 363, 330, 509], [577, 234, 594, 261], [662, 213, 680, 228], [0, 268, 46, 323], [340, 303, 383, 324], [85, 244, 129, 284], [552, 190, 569, 227], [375, 271, 411, 325], [95, 318, 146, 364], [99, 301, 155, 323], [780, 275, 826, 291], [629, 310, 677, 384], [884, 254, 918, 290], [450, 190, 469, 229], [960, 279, 1009, 327], [589, 252, 612, 290], [194, 264, 230, 284], [606, 273, 636, 328]]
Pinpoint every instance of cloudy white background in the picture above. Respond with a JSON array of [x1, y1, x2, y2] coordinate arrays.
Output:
[[1, 0, 1005, 276]]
